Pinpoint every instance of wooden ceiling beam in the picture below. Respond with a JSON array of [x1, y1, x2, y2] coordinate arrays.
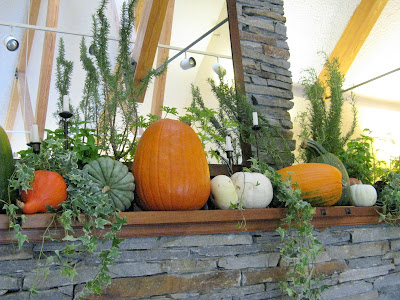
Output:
[[134, 0, 146, 31], [132, 0, 170, 103], [17, 73, 34, 142], [35, 0, 60, 139], [150, 0, 175, 116], [4, 80, 21, 140], [319, 0, 389, 82], [4, 0, 41, 139]]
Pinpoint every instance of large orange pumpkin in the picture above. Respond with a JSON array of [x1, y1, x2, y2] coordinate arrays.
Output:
[[20, 170, 68, 214], [133, 119, 210, 210], [277, 163, 342, 206]]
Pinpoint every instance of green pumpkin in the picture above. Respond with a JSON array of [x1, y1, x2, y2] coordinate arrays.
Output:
[[302, 139, 351, 206], [84, 157, 135, 211], [0, 126, 15, 208]]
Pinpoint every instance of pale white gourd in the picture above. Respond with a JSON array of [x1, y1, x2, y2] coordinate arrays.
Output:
[[349, 184, 377, 207], [231, 172, 273, 209], [210, 175, 239, 209]]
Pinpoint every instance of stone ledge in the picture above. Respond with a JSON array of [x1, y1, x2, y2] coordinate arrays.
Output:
[[0, 207, 383, 245]]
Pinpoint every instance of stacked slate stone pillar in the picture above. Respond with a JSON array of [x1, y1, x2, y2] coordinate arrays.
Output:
[[237, 0, 295, 168]]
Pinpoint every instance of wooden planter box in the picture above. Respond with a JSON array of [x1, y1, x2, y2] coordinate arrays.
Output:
[[0, 164, 383, 244], [0, 206, 382, 244]]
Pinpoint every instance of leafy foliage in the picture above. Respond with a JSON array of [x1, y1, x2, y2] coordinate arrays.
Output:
[[378, 171, 400, 224], [43, 122, 101, 168], [338, 129, 386, 185], [298, 57, 357, 160], [185, 71, 293, 168]]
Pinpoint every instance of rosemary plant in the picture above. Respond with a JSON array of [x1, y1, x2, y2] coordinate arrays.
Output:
[[298, 57, 357, 160], [79, 0, 162, 161], [54, 38, 77, 120], [185, 71, 293, 168]]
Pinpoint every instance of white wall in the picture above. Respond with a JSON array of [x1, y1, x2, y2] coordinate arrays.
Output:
[[290, 84, 400, 164]]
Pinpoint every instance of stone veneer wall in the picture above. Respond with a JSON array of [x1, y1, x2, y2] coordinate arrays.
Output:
[[0, 224, 399, 299], [237, 0, 295, 167]]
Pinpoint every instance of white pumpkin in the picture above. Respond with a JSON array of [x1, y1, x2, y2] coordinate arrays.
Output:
[[210, 175, 239, 209], [350, 184, 377, 207], [231, 172, 273, 209]]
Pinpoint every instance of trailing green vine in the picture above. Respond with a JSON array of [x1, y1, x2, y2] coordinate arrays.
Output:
[[7, 137, 127, 297], [377, 171, 400, 224], [249, 159, 325, 299]]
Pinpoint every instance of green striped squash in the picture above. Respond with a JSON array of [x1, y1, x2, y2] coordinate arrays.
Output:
[[0, 126, 15, 208], [84, 157, 135, 211]]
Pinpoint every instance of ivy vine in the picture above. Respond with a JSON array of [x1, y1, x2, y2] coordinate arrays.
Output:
[[6, 137, 126, 298]]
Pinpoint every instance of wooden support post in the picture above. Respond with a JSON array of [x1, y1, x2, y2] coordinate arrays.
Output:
[[150, 0, 175, 116], [35, 0, 60, 138], [132, 0, 170, 103], [226, 0, 245, 94], [134, 0, 146, 31], [226, 0, 251, 166]]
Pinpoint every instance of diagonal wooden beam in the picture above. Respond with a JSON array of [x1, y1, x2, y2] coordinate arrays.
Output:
[[17, 73, 34, 142], [132, 0, 170, 103], [319, 0, 389, 82], [4, 0, 41, 139], [134, 0, 146, 31], [35, 0, 60, 138], [110, 0, 121, 32], [20, 0, 41, 72], [5, 80, 21, 140], [150, 0, 175, 116], [226, 0, 245, 94]]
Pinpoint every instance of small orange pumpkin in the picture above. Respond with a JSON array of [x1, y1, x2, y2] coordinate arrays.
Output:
[[277, 163, 342, 206], [133, 119, 210, 210], [20, 170, 68, 214]]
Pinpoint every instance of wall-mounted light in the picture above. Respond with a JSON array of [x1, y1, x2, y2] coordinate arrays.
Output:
[[3, 27, 19, 51], [212, 57, 225, 74], [180, 53, 196, 70]]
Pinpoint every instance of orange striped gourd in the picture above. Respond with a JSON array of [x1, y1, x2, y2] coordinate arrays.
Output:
[[277, 163, 342, 206]]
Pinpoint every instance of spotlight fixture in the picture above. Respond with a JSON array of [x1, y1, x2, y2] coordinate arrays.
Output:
[[180, 56, 196, 70], [212, 57, 225, 75], [3, 31, 19, 51], [88, 43, 97, 55]]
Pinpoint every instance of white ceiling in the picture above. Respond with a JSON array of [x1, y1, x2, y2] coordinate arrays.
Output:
[[285, 0, 400, 103]]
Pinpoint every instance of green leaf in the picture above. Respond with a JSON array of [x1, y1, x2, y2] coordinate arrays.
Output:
[[95, 218, 111, 229], [61, 266, 78, 281]]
